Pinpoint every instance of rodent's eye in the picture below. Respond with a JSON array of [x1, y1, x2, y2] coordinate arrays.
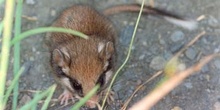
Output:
[[96, 73, 105, 87], [69, 78, 83, 96]]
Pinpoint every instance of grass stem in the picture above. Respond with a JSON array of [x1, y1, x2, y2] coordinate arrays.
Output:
[[101, 0, 145, 108], [0, 0, 15, 109], [12, 0, 23, 109]]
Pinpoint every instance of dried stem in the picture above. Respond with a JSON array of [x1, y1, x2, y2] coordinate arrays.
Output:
[[129, 53, 220, 110]]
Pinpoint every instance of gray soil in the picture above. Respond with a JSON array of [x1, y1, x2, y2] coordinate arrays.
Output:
[[1, 0, 220, 110]]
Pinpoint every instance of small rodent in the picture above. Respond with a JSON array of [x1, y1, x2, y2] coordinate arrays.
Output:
[[47, 4, 197, 108]]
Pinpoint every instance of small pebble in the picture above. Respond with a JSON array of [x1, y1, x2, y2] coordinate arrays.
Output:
[[26, 0, 36, 5], [178, 63, 186, 71], [159, 39, 166, 45], [214, 48, 220, 53], [185, 47, 197, 60], [136, 79, 142, 85], [150, 56, 166, 70], [171, 106, 183, 110], [142, 41, 147, 46], [201, 65, 209, 73], [205, 75, 210, 82], [32, 47, 36, 52], [202, 37, 209, 44], [29, 57, 34, 61], [112, 84, 122, 92], [184, 82, 193, 89], [139, 54, 145, 60], [170, 42, 184, 53], [214, 59, 220, 69], [6, 80, 12, 87], [170, 30, 185, 42], [208, 16, 219, 27], [163, 51, 173, 60], [51, 9, 56, 16], [18, 94, 32, 108]]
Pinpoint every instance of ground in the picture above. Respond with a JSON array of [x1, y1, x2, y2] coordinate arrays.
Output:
[[1, 0, 220, 110]]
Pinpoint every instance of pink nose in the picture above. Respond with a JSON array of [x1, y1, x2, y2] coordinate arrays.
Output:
[[86, 95, 99, 108]]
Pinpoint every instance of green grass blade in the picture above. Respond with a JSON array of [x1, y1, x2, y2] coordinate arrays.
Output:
[[0, 0, 4, 4], [3, 67, 25, 108], [101, 0, 146, 108], [10, 27, 89, 46], [19, 84, 56, 110], [71, 85, 99, 110], [31, 92, 40, 110], [12, 0, 23, 109], [40, 85, 56, 110], [0, 0, 15, 109]]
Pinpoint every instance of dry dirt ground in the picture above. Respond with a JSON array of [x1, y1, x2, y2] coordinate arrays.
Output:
[[1, 0, 220, 110]]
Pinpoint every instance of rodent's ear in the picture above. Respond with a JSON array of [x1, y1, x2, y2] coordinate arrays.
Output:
[[98, 42, 114, 60], [52, 48, 70, 67]]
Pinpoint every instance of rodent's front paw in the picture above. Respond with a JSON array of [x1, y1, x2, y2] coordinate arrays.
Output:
[[58, 89, 75, 105], [107, 90, 115, 104]]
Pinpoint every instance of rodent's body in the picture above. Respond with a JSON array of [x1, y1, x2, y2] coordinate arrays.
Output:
[[47, 4, 197, 109], [48, 5, 116, 108]]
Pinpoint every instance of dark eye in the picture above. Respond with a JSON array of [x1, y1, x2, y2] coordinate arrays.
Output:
[[69, 78, 83, 96], [97, 73, 106, 87]]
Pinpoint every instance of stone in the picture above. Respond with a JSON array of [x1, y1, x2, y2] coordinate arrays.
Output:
[[171, 106, 183, 110], [184, 82, 193, 89], [139, 54, 145, 60], [185, 48, 197, 60], [208, 16, 219, 27], [51, 9, 56, 16], [18, 94, 32, 108], [26, 0, 36, 5], [150, 56, 166, 70], [170, 30, 185, 42], [170, 42, 184, 53], [201, 65, 209, 73], [163, 51, 173, 60], [214, 59, 220, 69]]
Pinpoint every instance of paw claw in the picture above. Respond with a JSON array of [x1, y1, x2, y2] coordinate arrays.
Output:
[[58, 90, 75, 105]]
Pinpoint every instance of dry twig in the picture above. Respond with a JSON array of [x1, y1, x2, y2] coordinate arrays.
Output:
[[129, 53, 220, 110], [175, 31, 206, 57], [121, 71, 162, 110], [121, 31, 206, 110], [22, 15, 38, 21]]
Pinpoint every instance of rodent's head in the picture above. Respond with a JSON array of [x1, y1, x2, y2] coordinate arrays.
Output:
[[52, 40, 115, 108]]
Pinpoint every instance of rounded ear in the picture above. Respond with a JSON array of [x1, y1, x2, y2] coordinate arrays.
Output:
[[52, 48, 70, 67], [98, 42, 114, 60]]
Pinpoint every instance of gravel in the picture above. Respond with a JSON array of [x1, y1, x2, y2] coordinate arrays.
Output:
[[150, 56, 166, 70], [214, 59, 220, 69], [25, 0, 36, 5], [119, 25, 134, 46], [170, 30, 185, 42], [185, 47, 198, 60], [170, 42, 184, 53], [184, 82, 193, 89], [208, 16, 219, 27]]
